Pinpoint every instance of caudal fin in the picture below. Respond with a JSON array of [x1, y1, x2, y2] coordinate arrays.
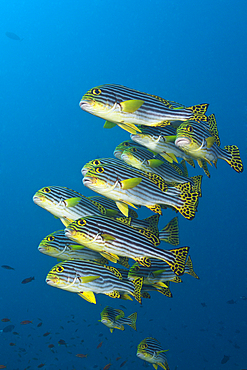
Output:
[[174, 182, 199, 220], [223, 145, 244, 173], [185, 256, 200, 279], [127, 312, 137, 330], [159, 217, 179, 246], [164, 246, 190, 276]]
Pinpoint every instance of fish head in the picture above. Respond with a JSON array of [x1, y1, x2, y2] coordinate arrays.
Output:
[[79, 85, 118, 117], [38, 231, 66, 257], [81, 159, 103, 176], [65, 217, 94, 245], [121, 147, 142, 167], [136, 341, 153, 362], [46, 262, 78, 291], [175, 121, 204, 151], [82, 165, 117, 196], [113, 140, 141, 159]]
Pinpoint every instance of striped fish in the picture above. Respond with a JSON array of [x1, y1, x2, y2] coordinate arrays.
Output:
[[100, 306, 137, 333], [81, 159, 201, 220], [46, 259, 142, 304], [128, 256, 199, 286], [137, 337, 169, 370], [79, 84, 208, 134], [38, 230, 129, 267], [130, 125, 196, 165], [33, 186, 106, 226], [119, 145, 195, 186], [174, 120, 244, 173], [64, 215, 189, 275]]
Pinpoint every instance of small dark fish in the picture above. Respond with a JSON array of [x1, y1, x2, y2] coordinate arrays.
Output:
[[22, 277, 34, 284], [201, 302, 207, 307], [37, 322, 42, 327], [221, 355, 230, 364], [226, 299, 236, 304], [103, 364, 112, 370], [0, 366, 7, 369], [76, 354, 88, 358], [48, 344, 54, 348], [9, 342, 16, 346], [97, 341, 103, 349], [119, 305, 127, 309], [120, 360, 127, 367], [116, 357, 121, 361], [240, 296, 247, 300], [37, 364, 45, 368], [43, 332, 51, 337], [58, 339, 66, 345], [3, 324, 15, 333], [1, 318, 10, 322], [1, 265, 15, 270], [5, 32, 23, 41], [13, 332, 19, 335], [20, 320, 32, 325]]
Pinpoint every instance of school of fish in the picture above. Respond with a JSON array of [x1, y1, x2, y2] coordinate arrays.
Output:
[[33, 83, 244, 370]]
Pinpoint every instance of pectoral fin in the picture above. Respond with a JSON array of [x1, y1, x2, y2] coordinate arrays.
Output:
[[79, 275, 100, 283], [100, 252, 119, 263], [120, 177, 142, 190], [65, 197, 81, 207], [101, 233, 116, 241], [206, 136, 215, 148], [70, 244, 85, 250], [147, 159, 164, 168], [78, 291, 96, 304], [116, 202, 129, 217], [120, 99, 144, 113], [163, 135, 177, 143]]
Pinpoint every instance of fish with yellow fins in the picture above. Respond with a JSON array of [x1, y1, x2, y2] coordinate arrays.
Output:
[[99, 306, 137, 333], [79, 84, 208, 134], [137, 337, 169, 369]]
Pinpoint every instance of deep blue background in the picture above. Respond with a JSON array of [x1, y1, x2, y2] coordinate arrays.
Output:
[[0, 1, 246, 369]]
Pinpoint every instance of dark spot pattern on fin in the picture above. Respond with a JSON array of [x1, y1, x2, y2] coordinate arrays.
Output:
[[224, 145, 243, 173]]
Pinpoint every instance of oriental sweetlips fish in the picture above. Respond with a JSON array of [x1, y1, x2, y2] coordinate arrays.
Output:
[[79, 84, 208, 134], [64, 214, 189, 275], [99, 306, 137, 333], [81, 158, 201, 220], [173, 119, 244, 173], [46, 259, 143, 304], [137, 337, 169, 370]]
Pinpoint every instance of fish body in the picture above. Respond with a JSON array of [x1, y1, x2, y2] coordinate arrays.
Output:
[[119, 145, 194, 186], [65, 215, 189, 275], [82, 159, 200, 221], [79, 84, 208, 134], [33, 186, 105, 226], [1, 265, 15, 270], [46, 259, 142, 303], [130, 126, 195, 165], [174, 120, 243, 172], [100, 306, 137, 333], [137, 337, 169, 370], [5, 32, 23, 41], [21, 277, 34, 284]]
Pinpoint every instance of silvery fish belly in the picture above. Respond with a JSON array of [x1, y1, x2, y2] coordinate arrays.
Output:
[[81, 158, 200, 221], [38, 230, 108, 264], [130, 125, 195, 165], [46, 259, 139, 303], [175, 120, 244, 173], [79, 84, 208, 134], [64, 214, 189, 276], [137, 337, 169, 369], [33, 186, 105, 225]]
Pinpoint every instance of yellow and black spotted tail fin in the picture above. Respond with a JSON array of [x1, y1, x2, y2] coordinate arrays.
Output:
[[165, 246, 190, 276], [133, 277, 143, 304], [155, 282, 173, 298], [143, 214, 160, 236], [222, 145, 244, 173], [190, 175, 203, 197], [185, 256, 200, 279], [174, 182, 199, 220], [188, 103, 209, 122], [127, 312, 137, 331], [159, 217, 179, 246]]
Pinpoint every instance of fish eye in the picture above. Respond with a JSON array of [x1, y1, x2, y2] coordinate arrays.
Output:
[[47, 236, 55, 242], [77, 219, 86, 226], [140, 343, 148, 349], [93, 159, 101, 166], [131, 147, 137, 153], [92, 88, 101, 95], [123, 142, 130, 147], [186, 125, 193, 132], [96, 167, 104, 173], [56, 266, 64, 273], [43, 187, 51, 193]]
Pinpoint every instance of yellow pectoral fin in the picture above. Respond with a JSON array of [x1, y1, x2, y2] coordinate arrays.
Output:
[[78, 291, 96, 304], [101, 233, 116, 241], [147, 159, 164, 168], [157, 349, 169, 354], [118, 123, 138, 134], [120, 99, 144, 113], [79, 275, 100, 283], [154, 281, 169, 288], [206, 136, 215, 148], [152, 269, 167, 277], [159, 152, 174, 163], [163, 135, 177, 143], [104, 120, 117, 129], [65, 197, 81, 207], [60, 217, 74, 227], [100, 252, 119, 263], [120, 177, 142, 190], [70, 244, 85, 250]]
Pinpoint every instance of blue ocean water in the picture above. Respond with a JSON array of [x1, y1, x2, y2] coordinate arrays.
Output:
[[0, 0, 246, 369]]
